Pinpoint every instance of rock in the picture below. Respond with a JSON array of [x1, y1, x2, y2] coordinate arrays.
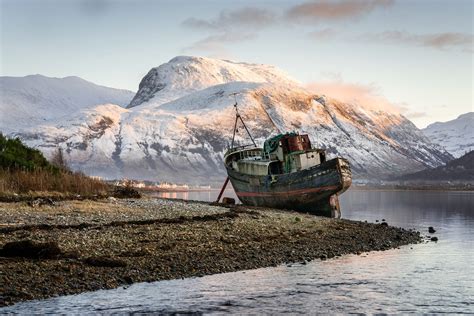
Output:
[[428, 226, 436, 234], [122, 276, 134, 284], [84, 256, 127, 268], [0, 240, 62, 259], [430, 236, 438, 242], [27, 198, 55, 207], [380, 222, 388, 226], [222, 197, 235, 205], [113, 186, 141, 199], [108, 197, 117, 202]]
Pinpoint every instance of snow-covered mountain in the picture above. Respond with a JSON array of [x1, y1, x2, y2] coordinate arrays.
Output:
[[7, 56, 453, 183], [0, 75, 135, 133], [127, 56, 299, 109], [422, 112, 474, 158]]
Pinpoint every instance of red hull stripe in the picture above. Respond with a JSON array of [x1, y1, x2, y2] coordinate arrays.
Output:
[[236, 185, 339, 197]]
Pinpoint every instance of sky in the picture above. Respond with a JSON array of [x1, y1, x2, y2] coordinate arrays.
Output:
[[0, 0, 472, 128]]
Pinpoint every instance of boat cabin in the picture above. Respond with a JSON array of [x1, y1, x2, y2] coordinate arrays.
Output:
[[225, 133, 326, 176]]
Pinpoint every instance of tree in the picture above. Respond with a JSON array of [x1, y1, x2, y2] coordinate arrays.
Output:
[[50, 147, 69, 171]]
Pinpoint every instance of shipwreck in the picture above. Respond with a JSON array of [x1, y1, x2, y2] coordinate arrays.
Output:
[[218, 100, 352, 218]]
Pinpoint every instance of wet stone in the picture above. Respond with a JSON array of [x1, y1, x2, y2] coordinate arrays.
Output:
[[0, 240, 62, 259]]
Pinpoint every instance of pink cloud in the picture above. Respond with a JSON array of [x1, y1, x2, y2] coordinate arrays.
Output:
[[308, 28, 338, 39], [306, 80, 401, 113], [286, 0, 394, 22], [182, 7, 276, 30], [361, 31, 474, 52]]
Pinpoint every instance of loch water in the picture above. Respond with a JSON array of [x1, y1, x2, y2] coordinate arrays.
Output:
[[2, 190, 473, 314]]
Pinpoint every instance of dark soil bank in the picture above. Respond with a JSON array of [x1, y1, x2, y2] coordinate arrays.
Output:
[[0, 198, 421, 307]]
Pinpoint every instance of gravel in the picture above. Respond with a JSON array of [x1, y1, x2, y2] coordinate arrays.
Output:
[[0, 198, 421, 307]]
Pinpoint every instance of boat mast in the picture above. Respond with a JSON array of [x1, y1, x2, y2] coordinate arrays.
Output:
[[216, 94, 257, 204], [230, 93, 256, 148]]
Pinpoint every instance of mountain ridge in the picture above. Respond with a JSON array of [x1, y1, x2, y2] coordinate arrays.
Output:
[[0, 74, 135, 134], [397, 150, 474, 182], [422, 112, 474, 158], [3, 57, 454, 184]]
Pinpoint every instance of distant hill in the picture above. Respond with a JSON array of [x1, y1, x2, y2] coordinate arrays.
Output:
[[422, 112, 474, 158], [0, 75, 135, 133], [397, 150, 474, 182]]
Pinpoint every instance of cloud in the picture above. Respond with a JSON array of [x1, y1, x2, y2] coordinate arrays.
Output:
[[185, 32, 256, 50], [180, 2, 471, 56], [306, 80, 401, 113], [361, 31, 474, 52], [179, 2, 396, 55], [181, 7, 276, 31], [286, 0, 394, 22], [181, 7, 275, 56], [182, 32, 256, 56], [306, 29, 473, 53], [306, 80, 435, 128], [308, 28, 338, 39]]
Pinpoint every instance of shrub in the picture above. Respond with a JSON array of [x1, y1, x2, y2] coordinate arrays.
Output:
[[0, 134, 109, 196]]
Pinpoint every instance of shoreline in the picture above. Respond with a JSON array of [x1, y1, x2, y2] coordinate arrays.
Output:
[[1, 185, 472, 204], [0, 198, 421, 307]]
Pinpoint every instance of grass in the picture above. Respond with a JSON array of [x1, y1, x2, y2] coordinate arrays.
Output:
[[0, 168, 109, 197], [0, 134, 111, 199]]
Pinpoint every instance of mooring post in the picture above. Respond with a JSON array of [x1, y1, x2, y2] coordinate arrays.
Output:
[[215, 177, 230, 203]]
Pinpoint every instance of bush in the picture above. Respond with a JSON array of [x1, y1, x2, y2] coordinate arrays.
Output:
[[0, 133, 51, 171], [0, 134, 109, 195]]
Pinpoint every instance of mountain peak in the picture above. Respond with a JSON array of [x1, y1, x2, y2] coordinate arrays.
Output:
[[422, 112, 474, 158], [127, 55, 299, 109]]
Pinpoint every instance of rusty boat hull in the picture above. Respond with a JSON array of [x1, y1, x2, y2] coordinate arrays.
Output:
[[225, 157, 352, 218]]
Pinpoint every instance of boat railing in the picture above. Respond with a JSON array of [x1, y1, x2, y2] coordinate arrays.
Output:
[[239, 148, 264, 161], [227, 144, 258, 154]]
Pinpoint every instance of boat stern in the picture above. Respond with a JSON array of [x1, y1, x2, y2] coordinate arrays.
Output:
[[336, 157, 352, 194]]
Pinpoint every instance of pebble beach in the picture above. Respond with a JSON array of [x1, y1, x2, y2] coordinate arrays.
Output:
[[0, 198, 421, 306]]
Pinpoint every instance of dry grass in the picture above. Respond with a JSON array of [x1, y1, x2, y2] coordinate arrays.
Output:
[[0, 168, 109, 196]]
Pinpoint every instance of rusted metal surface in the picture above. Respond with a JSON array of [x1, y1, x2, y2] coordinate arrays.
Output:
[[215, 177, 230, 203], [284, 134, 311, 152], [225, 156, 352, 218]]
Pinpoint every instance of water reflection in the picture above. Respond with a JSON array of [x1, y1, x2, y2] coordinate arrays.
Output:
[[151, 190, 225, 203]]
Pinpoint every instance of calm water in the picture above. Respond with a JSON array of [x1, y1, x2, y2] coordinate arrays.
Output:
[[2, 190, 473, 314]]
